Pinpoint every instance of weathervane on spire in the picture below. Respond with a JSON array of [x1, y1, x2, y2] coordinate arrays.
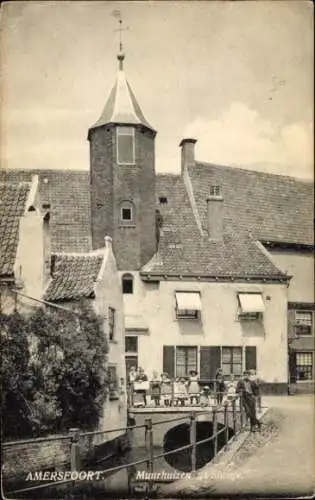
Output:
[[112, 10, 129, 70]]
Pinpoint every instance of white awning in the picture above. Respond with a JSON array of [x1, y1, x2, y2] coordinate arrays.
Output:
[[175, 292, 202, 311], [238, 293, 265, 313], [125, 315, 149, 332]]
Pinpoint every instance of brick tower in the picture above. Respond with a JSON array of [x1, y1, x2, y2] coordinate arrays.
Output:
[[88, 45, 157, 270]]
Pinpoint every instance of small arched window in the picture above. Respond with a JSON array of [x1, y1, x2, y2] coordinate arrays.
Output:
[[120, 200, 135, 226], [122, 273, 134, 294]]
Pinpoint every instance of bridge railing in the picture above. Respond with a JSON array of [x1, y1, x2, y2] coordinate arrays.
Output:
[[4, 395, 251, 497]]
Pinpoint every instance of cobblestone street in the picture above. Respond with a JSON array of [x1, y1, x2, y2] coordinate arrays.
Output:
[[160, 394, 315, 498]]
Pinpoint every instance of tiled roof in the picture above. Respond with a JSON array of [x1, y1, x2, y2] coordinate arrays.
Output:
[[142, 174, 288, 279], [89, 67, 155, 132], [0, 182, 30, 276], [44, 253, 103, 301], [189, 163, 314, 247], [0, 169, 91, 253]]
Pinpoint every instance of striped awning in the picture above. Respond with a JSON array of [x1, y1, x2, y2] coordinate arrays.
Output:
[[125, 315, 149, 332], [238, 293, 265, 313], [175, 292, 202, 311]]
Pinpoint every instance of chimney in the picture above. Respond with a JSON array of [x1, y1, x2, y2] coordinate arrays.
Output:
[[179, 138, 197, 174], [207, 185, 224, 240], [104, 235, 112, 249]]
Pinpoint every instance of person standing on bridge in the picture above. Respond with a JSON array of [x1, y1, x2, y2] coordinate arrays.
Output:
[[215, 368, 226, 405], [134, 367, 149, 406], [187, 370, 200, 405], [236, 370, 261, 432], [150, 371, 161, 407]]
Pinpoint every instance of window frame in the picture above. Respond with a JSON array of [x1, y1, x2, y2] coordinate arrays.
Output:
[[296, 352, 313, 381], [125, 335, 138, 354], [175, 291, 201, 321], [209, 185, 222, 197], [108, 364, 118, 391], [122, 273, 134, 294], [175, 345, 198, 378], [108, 307, 116, 341], [116, 126, 135, 165], [237, 292, 264, 322], [221, 346, 243, 376], [294, 311, 313, 336]]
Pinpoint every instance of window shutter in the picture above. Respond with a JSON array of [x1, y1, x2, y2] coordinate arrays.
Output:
[[288, 349, 297, 383], [200, 347, 212, 380], [209, 346, 221, 379], [163, 346, 175, 378], [287, 309, 295, 339], [245, 346, 257, 371]]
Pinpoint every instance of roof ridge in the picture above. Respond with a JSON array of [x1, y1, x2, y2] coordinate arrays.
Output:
[[52, 249, 105, 258], [194, 161, 313, 184]]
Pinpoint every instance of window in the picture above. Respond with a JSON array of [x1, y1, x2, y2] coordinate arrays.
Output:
[[108, 307, 116, 341], [125, 336, 138, 353], [237, 293, 264, 321], [222, 347, 242, 376], [295, 311, 312, 336], [122, 274, 134, 294], [209, 185, 222, 197], [176, 346, 197, 377], [159, 197, 168, 205], [108, 365, 118, 397], [119, 200, 135, 226], [296, 352, 313, 381], [117, 126, 135, 164], [175, 292, 202, 320], [125, 336, 138, 376]]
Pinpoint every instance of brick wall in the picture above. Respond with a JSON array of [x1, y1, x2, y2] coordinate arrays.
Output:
[[2, 437, 72, 484], [89, 124, 156, 270]]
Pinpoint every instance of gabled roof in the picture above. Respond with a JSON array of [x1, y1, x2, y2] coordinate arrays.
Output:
[[89, 67, 155, 133], [0, 182, 31, 276], [142, 174, 288, 280], [44, 252, 104, 301], [0, 169, 91, 253], [188, 162, 314, 247]]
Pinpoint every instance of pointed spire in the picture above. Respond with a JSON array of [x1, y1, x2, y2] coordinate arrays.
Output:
[[88, 13, 155, 135]]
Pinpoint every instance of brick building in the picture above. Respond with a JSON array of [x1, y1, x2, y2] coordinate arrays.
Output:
[[1, 49, 313, 393]]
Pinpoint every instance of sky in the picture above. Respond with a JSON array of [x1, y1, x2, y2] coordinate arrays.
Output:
[[0, 1, 313, 179]]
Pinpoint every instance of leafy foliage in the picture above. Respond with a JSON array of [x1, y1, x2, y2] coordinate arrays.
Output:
[[1, 301, 109, 439]]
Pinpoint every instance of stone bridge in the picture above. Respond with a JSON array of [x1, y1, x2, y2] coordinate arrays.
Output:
[[130, 402, 241, 448]]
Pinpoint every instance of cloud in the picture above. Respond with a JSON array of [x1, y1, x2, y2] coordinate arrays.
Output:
[[183, 102, 313, 179]]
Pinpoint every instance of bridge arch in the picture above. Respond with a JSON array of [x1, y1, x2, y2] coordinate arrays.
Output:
[[163, 421, 234, 471]]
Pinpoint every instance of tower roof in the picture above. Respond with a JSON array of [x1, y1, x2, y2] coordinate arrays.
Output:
[[89, 53, 155, 134]]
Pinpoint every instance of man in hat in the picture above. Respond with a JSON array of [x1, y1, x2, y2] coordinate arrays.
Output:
[[236, 370, 261, 432]]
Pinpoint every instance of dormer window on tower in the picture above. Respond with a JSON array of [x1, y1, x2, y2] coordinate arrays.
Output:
[[209, 185, 222, 197], [117, 126, 135, 165]]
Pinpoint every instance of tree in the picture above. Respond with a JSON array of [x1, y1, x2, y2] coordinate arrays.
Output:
[[0, 312, 35, 439], [1, 301, 109, 439]]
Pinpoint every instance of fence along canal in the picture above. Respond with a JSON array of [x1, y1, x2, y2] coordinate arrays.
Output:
[[3, 395, 248, 498]]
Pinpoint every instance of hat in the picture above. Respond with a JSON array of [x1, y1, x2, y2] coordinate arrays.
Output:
[[203, 385, 210, 390]]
